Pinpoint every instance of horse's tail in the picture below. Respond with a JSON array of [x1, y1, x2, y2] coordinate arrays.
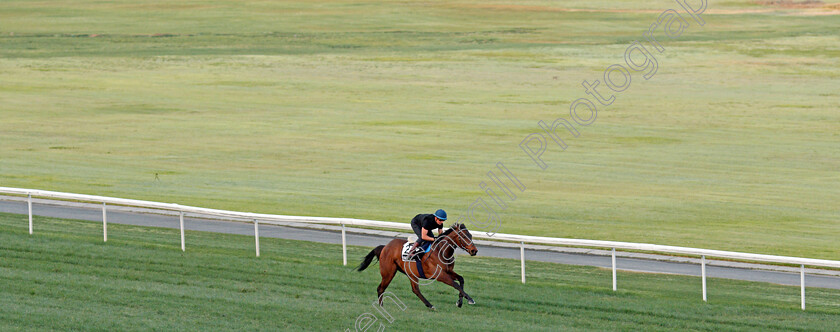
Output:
[[357, 245, 385, 272]]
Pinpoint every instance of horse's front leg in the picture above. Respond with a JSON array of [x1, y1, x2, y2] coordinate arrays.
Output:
[[451, 272, 474, 305], [404, 261, 436, 310], [435, 273, 474, 307], [409, 279, 435, 310]]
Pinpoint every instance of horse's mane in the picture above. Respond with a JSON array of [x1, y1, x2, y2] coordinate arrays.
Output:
[[433, 223, 470, 245]]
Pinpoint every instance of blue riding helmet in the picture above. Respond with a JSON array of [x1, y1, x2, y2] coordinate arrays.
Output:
[[434, 209, 447, 221]]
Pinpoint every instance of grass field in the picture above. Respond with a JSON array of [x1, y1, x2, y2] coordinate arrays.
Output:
[[1, 213, 839, 331], [0, 0, 838, 260]]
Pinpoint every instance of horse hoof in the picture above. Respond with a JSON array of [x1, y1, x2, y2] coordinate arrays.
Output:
[[467, 299, 476, 305], [428, 305, 436, 311], [456, 300, 463, 308]]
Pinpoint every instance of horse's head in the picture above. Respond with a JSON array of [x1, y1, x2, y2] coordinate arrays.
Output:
[[448, 223, 478, 256]]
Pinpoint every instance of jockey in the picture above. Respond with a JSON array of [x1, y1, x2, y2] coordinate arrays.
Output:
[[408, 209, 446, 257]]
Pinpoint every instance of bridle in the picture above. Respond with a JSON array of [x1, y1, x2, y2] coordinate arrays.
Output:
[[433, 226, 474, 254]]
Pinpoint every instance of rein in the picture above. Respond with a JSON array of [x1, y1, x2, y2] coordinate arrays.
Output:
[[429, 226, 468, 262]]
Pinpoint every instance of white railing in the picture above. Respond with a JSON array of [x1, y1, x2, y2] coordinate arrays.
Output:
[[2, 187, 838, 310]]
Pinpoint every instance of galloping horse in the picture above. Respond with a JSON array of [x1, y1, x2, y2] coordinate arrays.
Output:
[[356, 223, 478, 310]]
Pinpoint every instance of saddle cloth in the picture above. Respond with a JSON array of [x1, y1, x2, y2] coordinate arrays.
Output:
[[401, 242, 431, 262]]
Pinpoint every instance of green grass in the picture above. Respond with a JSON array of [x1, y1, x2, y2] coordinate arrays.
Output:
[[1, 212, 839, 331], [0, 0, 838, 260]]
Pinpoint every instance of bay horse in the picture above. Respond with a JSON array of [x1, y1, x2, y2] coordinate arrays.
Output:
[[356, 223, 478, 310]]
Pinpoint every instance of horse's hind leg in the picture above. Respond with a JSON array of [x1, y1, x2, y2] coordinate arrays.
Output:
[[377, 263, 397, 306]]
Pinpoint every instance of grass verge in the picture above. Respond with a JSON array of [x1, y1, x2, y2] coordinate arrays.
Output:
[[1, 212, 838, 331]]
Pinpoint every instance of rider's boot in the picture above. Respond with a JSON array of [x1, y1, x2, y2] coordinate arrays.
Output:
[[408, 242, 420, 259]]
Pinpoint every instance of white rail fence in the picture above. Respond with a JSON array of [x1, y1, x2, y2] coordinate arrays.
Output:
[[2, 187, 838, 310]]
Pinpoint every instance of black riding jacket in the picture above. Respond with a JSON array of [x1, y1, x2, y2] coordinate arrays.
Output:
[[411, 213, 441, 239]]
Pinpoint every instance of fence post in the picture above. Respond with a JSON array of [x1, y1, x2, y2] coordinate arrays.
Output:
[[102, 202, 108, 242], [701, 255, 707, 302], [254, 219, 260, 257], [179, 211, 185, 252], [341, 222, 347, 266], [520, 241, 526, 284], [612, 248, 617, 291], [801, 264, 805, 310], [28, 193, 33, 234]]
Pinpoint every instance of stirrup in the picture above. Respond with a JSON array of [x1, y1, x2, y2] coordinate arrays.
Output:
[[408, 248, 423, 260]]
